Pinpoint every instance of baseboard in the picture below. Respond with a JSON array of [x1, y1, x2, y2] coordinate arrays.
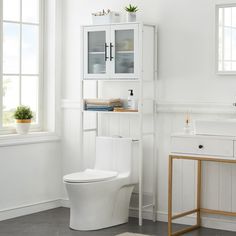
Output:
[[2, 198, 236, 232], [130, 207, 236, 232], [60, 198, 70, 208], [0, 199, 61, 221]]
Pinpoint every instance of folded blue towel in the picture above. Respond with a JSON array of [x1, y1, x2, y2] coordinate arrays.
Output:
[[86, 107, 114, 111]]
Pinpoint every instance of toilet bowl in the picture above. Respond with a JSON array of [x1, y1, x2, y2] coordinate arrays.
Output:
[[63, 136, 138, 231]]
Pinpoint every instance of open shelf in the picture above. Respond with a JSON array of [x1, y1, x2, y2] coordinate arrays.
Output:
[[82, 79, 140, 82], [116, 50, 134, 54], [88, 51, 105, 55], [83, 110, 140, 115]]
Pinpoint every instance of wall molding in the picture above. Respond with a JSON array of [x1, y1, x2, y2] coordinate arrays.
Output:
[[156, 102, 235, 114], [2, 198, 236, 232], [0, 199, 62, 222], [61, 99, 236, 114]]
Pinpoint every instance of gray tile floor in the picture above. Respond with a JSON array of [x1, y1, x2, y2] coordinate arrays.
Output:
[[0, 208, 235, 236]]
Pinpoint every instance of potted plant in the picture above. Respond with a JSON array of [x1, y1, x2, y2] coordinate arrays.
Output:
[[125, 4, 138, 22], [13, 106, 33, 135]]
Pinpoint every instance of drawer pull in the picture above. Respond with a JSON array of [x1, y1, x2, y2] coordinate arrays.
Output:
[[198, 145, 204, 149]]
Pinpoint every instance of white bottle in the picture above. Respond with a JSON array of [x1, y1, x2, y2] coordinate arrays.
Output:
[[127, 89, 136, 110]]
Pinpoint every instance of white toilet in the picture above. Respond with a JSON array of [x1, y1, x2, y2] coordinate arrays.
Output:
[[63, 136, 139, 231]]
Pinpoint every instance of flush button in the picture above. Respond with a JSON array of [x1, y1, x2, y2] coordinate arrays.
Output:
[[198, 145, 204, 149]]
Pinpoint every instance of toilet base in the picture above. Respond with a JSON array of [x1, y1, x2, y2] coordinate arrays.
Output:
[[66, 182, 134, 231], [70, 217, 129, 231]]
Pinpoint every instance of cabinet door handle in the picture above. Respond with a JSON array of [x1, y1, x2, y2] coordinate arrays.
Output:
[[198, 145, 204, 149], [104, 43, 109, 61], [110, 43, 114, 61]]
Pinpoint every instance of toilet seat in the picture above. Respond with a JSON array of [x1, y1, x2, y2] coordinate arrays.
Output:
[[63, 169, 118, 183]]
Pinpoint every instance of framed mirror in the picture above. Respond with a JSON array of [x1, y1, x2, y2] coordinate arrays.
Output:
[[216, 4, 236, 74]]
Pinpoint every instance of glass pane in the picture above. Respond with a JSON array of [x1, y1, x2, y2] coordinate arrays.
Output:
[[88, 31, 106, 74], [232, 7, 236, 27], [22, 0, 39, 23], [224, 61, 232, 71], [3, 0, 20, 21], [232, 29, 236, 60], [232, 62, 236, 70], [115, 29, 134, 74], [219, 8, 223, 26], [224, 7, 232, 27], [3, 76, 20, 127], [218, 26, 223, 61], [218, 61, 223, 71], [22, 25, 39, 74], [21, 76, 38, 123], [3, 23, 20, 74], [224, 27, 231, 61]]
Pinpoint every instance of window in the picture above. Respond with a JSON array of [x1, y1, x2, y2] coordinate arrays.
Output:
[[216, 4, 236, 74], [0, 0, 42, 132]]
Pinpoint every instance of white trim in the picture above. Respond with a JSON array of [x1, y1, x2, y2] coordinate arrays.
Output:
[[157, 102, 235, 114], [60, 198, 70, 208], [0, 199, 61, 222], [0, 0, 3, 129], [0, 132, 60, 147], [130, 208, 236, 232], [54, 0, 62, 137]]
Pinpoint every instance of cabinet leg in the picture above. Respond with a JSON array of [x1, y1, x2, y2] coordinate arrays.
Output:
[[168, 156, 173, 236], [197, 160, 202, 226]]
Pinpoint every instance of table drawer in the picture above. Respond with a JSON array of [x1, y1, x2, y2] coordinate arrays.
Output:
[[171, 137, 234, 157]]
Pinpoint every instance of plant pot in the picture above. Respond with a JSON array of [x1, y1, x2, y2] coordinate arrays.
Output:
[[126, 12, 136, 22], [15, 119, 31, 135]]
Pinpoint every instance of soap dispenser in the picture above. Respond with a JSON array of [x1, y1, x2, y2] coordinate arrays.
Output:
[[127, 89, 136, 110]]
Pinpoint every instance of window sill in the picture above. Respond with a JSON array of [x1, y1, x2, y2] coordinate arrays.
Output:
[[0, 132, 60, 147]]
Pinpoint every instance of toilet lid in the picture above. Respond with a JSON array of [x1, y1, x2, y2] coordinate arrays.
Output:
[[63, 169, 118, 183]]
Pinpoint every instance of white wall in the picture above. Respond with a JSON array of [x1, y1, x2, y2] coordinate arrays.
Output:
[[0, 0, 63, 221], [61, 0, 236, 231], [0, 141, 62, 220]]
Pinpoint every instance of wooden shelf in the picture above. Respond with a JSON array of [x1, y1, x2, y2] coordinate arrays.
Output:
[[82, 79, 140, 82], [83, 110, 139, 115]]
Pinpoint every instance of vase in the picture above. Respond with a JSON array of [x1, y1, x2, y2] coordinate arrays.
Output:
[[15, 119, 31, 134], [126, 12, 136, 22]]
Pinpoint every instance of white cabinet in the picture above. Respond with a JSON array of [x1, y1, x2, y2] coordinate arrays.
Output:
[[83, 23, 139, 79], [170, 134, 235, 159]]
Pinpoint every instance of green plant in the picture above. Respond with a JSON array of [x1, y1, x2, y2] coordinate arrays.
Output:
[[125, 4, 138, 13], [13, 106, 33, 120]]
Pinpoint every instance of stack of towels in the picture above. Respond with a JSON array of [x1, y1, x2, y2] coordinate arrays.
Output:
[[85, 98, 122, 111]]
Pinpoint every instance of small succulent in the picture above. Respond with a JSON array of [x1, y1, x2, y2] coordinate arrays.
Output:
[[125, 4, 138, 13], [13, 106, 33, 120]]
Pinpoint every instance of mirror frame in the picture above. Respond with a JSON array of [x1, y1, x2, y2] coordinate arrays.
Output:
[[215, 3, 236, 75]]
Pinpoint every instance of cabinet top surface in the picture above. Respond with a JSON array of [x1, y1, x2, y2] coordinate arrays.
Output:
[[171, 133, 236, 141], [169, 154, 236, 163], [82, 22, 157, 27]]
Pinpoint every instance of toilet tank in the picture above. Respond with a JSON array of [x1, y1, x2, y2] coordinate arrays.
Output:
[[94, 137, 139, 181]]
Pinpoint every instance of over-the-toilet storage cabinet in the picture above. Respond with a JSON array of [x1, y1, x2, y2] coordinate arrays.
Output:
[[81, 22, 157, 225], [83, 23, 139, 79]]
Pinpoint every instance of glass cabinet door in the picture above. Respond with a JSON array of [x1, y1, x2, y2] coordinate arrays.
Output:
[[110, 24, 139, 78], [84, 26, 110, 79]]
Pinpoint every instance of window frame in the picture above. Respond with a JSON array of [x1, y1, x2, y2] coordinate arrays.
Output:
[[0, 0, 44, 134], [216, 3, 236, 75]]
